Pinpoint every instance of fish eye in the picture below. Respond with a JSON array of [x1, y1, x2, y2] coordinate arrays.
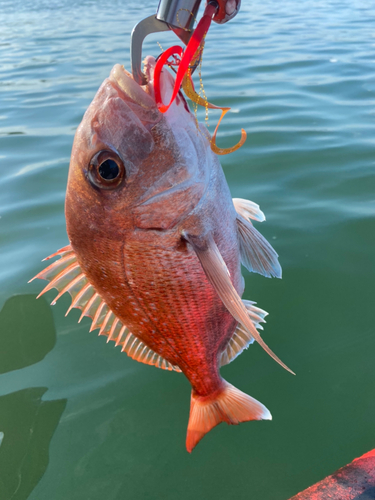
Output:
[[99, 159, 119, 180], [88, 150, 125, 190]]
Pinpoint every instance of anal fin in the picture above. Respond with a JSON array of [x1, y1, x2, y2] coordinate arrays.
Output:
[[220, 300, 268, 366]]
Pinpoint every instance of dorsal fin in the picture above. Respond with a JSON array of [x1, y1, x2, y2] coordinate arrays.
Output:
[[30, 245, 181, 373], [220, 300, 268, 366]]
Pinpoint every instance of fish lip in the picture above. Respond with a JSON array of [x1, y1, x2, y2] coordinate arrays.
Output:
[[108, 64, 157, 110]]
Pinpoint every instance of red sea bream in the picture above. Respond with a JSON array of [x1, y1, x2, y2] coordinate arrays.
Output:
[[31, 57, 293, 452]]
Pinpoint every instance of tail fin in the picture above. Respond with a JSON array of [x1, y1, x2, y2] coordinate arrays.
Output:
[[186, 381, 271, 452]]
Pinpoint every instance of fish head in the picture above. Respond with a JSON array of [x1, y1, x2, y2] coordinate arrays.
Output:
[[66, 59, 211, 241]]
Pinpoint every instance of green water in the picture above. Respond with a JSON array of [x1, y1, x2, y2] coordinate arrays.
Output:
[[1, 0, 375, 499]]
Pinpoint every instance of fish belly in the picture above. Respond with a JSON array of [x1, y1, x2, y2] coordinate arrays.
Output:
[[120, 231, 239, 395]]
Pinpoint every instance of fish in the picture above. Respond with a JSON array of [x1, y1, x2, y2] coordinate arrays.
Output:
[[30, 56, 293, 452]]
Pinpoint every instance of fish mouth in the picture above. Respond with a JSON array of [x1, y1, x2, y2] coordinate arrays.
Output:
[[108, 60, 191, 126], [109, 64, 157, 110], [108, 64, 161, 127]]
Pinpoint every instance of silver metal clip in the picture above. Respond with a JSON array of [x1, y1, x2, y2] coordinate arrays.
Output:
[[131, 0, 202, 85], [131, 15, 171, 85]]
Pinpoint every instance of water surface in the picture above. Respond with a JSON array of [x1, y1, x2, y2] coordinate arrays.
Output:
[[1, 1, 375, 499]]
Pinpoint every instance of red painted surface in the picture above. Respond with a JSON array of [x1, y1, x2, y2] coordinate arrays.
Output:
[[289, 449, 375, 499]]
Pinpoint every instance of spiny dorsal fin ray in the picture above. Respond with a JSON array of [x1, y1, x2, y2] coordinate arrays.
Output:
[[42, 245, 74, 261], [98, 310, 115, 336], [220, 300, 268, 366], [183, 233, 294, 375], [236, 214, 282, 279], [51, 272, 86, 305], [66, 282, 93, 316], [31, 245, 181, 373], [29, 251, 77, 283], [36, 261, 81, 298]]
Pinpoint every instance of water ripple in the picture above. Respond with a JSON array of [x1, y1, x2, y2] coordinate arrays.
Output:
[[1, 1, 375, 498]]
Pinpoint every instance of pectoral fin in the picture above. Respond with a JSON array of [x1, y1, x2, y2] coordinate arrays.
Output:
[[183, 233, 294, 375]]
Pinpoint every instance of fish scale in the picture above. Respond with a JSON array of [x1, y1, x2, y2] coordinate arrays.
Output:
[[121, 236, 236, 392]]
